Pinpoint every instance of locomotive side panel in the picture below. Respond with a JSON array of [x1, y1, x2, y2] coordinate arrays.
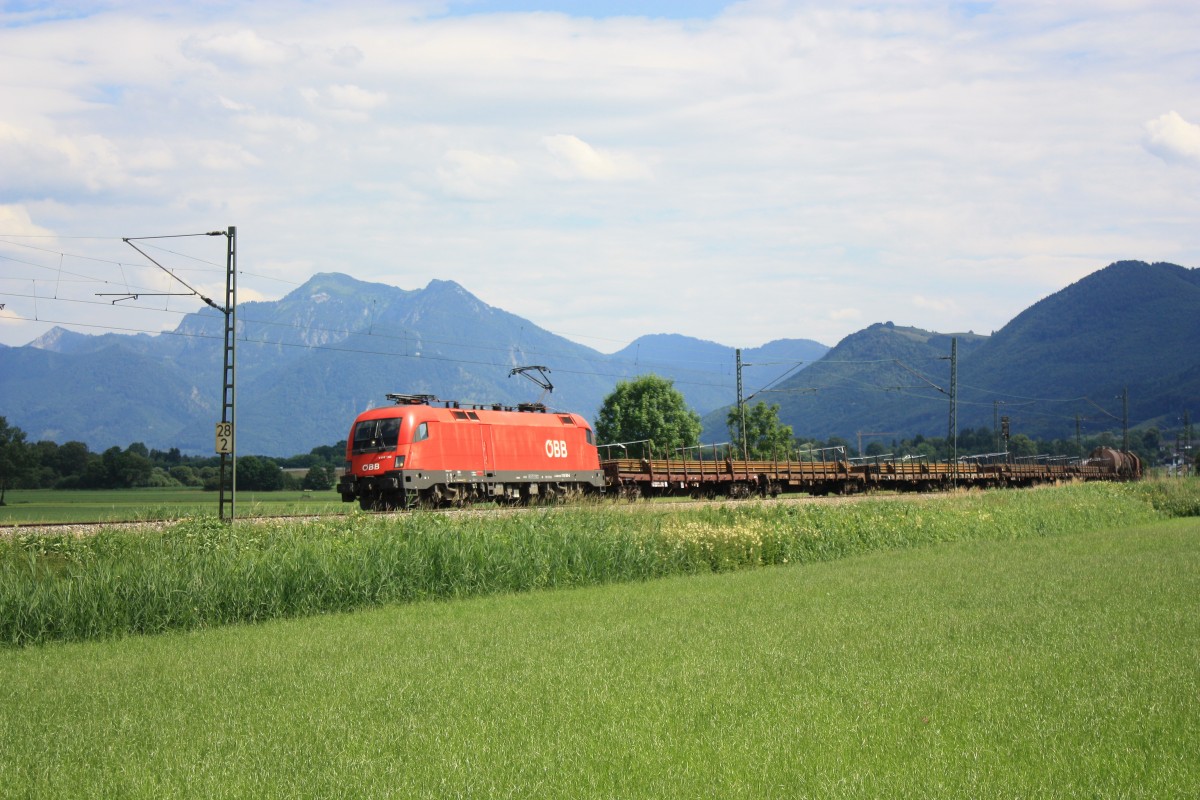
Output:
[[339, 400, 603, 509], [487, 412, 600, 475], [406, 414, 487, 474]]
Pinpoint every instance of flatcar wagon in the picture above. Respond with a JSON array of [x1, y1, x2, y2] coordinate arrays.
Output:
[[338, 394, 604, 510], [599, 445, 1143, 499]]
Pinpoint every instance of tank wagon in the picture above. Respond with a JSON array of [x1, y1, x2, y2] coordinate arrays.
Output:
[[1084, 446, 1143, 479], [337, 394, 604, 510]]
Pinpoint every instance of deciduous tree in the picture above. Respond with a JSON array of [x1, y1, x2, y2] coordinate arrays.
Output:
[[0, 417, 35, 505], [595, 375, 702, 458], [727, 401, 794, 459]]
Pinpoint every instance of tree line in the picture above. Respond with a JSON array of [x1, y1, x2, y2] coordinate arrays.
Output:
[[0, 417, 343, 504]]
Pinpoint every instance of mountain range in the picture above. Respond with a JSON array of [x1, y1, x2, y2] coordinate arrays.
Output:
[[1, 260, 1195, 456], [0, 274, 825, 455]]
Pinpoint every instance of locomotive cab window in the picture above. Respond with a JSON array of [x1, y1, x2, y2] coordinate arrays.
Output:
[[414, 422, 430, 442], [351, 417, 402, 454]]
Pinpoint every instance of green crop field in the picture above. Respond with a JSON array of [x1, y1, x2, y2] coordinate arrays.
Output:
[[1, 480, 1197, 797], [0, 487, 349, 526]]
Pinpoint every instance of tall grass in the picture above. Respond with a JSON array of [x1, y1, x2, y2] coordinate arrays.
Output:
[[2, 479, 1195, 646], [3, 518, 1197, 798]]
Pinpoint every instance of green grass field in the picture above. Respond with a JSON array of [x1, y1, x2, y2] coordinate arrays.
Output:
[[0, 487, 349, 525], [1, 516, 1196, 798]]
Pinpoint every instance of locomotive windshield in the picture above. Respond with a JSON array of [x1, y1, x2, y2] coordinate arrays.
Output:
[[351, 416, 402, 454]]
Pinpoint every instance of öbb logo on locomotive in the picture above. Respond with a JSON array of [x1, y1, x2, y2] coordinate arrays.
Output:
[[545, 439, 568, 458]]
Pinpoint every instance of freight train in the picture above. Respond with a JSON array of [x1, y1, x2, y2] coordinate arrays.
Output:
[[337, 395, 1142, 511]]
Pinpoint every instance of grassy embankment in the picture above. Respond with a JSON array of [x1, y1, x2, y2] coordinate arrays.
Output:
[[0, 499, 1196, 796], [2, 478, 1197, 646]]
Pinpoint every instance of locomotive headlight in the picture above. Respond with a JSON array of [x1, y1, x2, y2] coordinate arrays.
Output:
[[344, 461, 352, 474], [394, 455, 406, 469]]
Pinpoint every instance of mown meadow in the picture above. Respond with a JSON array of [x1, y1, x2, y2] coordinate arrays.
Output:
[[0, 484, 1196, 797]]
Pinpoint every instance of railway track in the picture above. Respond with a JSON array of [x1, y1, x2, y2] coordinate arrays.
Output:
[[1, 488, 969, 537]]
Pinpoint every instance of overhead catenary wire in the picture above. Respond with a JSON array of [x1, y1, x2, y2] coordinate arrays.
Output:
[[123, 234, 225, 311]]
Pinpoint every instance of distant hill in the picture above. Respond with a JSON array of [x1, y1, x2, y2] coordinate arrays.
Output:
[[955, 260, 1200, 438], [703, 323, 988, 447], [714, 261, 1199, 447]]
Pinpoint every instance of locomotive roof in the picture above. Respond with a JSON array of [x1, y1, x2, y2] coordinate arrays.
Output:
[[385, 392, 551, 414]]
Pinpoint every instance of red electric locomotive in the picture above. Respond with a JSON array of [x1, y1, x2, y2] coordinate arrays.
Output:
[[337, 393, 604, 510]]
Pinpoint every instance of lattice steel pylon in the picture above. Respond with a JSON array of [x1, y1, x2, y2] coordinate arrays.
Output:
[[947, 337, 958, 486], [217, 227, 237, 522]]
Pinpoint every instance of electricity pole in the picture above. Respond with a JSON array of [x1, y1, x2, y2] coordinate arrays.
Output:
[[736, 348, 747, 460], [217, 227, 237, 522], [947, 337, 958, 485], [1122, 386, 1129, 453], [121, 228, 237, 521]]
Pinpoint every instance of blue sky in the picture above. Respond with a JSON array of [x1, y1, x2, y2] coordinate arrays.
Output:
[[1, 0, 1197, 353]]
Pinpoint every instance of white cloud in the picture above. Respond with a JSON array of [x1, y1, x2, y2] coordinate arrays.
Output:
[[326, 84, 388, 112], [218, 96, 254, 112], [1143, 111, 1200, 167], [192, 141, 262, 171], [438, 149, 520, 199], [236, 113, 320, 145], [300, 84, 389, 121], [182, 29, 301, 69], [330, 45, 365, 68], [542, 135, 652, 181], [0, 205, 53, 238], [0, 122, 126, 194]]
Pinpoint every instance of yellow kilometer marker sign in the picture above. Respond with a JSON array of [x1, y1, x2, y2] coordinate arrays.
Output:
[[215, 421, 233, 454]]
